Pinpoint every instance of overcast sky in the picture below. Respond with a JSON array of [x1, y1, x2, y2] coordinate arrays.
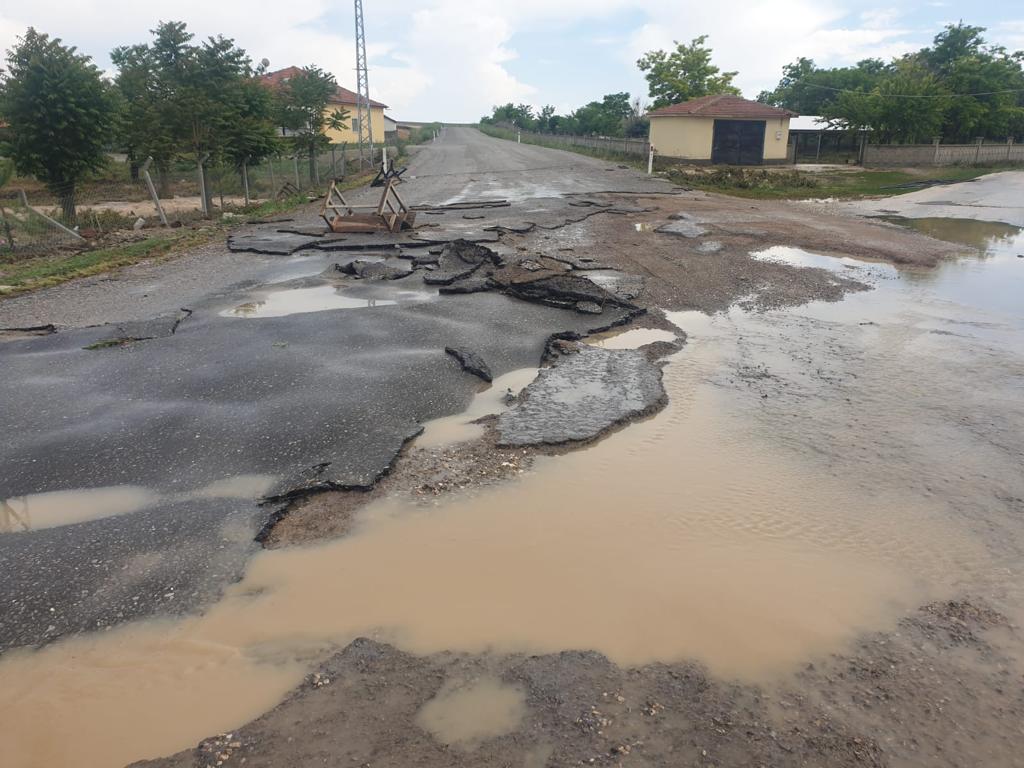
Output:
[[1, 1, 1022, 122]]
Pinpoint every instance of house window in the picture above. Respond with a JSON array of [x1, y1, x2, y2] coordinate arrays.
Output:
[[351, 118, 360, 133]]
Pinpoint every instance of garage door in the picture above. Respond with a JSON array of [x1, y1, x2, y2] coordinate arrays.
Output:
[[711, 120, 766, 165]]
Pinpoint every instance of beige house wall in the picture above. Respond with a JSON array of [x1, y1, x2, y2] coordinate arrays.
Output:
[[763, 117, 790, 160], [323, 103, 387, 145], [649, 116, 715, 160], [650, 115, 792, 162]]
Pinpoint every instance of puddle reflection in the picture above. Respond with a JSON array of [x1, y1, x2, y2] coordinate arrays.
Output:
[[221, 285, 433, 318]]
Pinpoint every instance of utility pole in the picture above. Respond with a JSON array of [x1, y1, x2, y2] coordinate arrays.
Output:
[[354, 0, 375, 169]]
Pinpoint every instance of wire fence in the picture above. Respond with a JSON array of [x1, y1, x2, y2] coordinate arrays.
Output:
[[0, 143, 398, 255], [0, 189, 84, 254]]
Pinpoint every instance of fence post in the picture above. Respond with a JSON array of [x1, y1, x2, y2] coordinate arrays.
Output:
[[383, 147, 389, 173], [975, 137, 983, 164], [18, 189, 85, 242], [269, 159, 276, 197], [293, 155, 300, 190], [1008, 137, 1014, 162], [331, 146, 337, 179], [197, 154, 210, 217], [141, 157, 168, 227], [241, 160, 250, 207], [647, 146, 654, 175]]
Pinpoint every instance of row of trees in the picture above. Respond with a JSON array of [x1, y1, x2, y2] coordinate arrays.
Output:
[[481, 93, 648, 138], [480, 36, 740, 139], [759, 24, 1024, 144], [0, 23, 352, 221]]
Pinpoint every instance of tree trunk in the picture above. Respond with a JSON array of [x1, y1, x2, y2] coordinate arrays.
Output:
[[308, 144, 317, 188], [59, 185, 76, 225]]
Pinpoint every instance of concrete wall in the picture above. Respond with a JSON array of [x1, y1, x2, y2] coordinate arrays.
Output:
[[864, 141, 1024, 166], [324, 104, 387, 145], [650, 116, 791, 162]]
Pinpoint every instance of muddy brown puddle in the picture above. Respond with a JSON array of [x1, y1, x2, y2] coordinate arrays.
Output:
[[1, 217, 1021, 767]]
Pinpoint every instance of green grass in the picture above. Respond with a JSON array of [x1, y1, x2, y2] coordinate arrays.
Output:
[[0, 231, 214, 294], [0, 167, 384, 297], [664, 165, 995, 200]]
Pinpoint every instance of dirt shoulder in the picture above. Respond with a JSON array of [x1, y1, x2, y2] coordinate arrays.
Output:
[[138, 597, 1022, 768]]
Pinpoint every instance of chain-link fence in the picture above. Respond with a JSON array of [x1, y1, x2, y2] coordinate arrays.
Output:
[[0, 188, 85, 255], [0, 143, 398, 258]]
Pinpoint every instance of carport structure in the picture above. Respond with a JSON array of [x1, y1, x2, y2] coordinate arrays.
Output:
[[648, 95, 795, 165]]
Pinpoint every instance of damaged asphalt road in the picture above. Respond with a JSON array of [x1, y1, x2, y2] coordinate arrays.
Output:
[[0, 127, 673, 654]]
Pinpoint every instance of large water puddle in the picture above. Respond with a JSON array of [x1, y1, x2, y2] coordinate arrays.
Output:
[[221, 285, 433, 318]]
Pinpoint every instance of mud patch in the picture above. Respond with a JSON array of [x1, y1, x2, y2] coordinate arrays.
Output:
[[416, 677, 526, 747]]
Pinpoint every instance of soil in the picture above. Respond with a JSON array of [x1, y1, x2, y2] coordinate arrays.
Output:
[[138, 597, 1022, 768]]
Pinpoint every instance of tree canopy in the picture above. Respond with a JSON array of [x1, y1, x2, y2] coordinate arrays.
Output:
[[482, 93, 647, 138], [0, 28, 116, 221], [636, 36, 740, 109], [759, 23, 1024, 143]]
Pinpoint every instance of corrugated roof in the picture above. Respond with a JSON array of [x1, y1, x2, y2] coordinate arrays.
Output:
[[647, 95, 795, 119], [259, 67, 388, 109]]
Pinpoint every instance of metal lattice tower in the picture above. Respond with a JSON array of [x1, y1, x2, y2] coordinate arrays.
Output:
[[354, 0, 374, 167]]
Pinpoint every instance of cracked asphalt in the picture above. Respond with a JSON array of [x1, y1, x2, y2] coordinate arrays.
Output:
[[0, 128, 674, 652]]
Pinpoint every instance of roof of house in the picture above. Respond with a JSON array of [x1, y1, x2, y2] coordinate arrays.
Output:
[[647, 95, 796, 119], [259, 66, 388, 109]]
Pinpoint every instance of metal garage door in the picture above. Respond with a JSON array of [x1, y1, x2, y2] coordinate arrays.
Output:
[[711, 120, 766, 165]]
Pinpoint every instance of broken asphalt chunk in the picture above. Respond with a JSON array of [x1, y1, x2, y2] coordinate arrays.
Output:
[[497, 345, 666, 446], [444, 346, 493, 382]]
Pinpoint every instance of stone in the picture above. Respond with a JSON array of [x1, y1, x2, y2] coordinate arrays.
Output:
[[444, 346, 493, 382], [497, 346, 666, 446]]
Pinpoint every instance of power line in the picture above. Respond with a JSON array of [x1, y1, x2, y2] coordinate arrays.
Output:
[[792, 81, 1024, 98]]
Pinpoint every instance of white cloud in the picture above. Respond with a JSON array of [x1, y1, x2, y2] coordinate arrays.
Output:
[[0, 0, 1007, 122]]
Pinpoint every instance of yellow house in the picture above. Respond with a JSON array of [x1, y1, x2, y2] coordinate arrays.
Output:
[[260, 66, 388, 146], [648, 95, 795, 165]]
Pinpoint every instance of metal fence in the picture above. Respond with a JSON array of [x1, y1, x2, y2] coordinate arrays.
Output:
[[0, 144, 401, 257], [0, 189, 85, 253]]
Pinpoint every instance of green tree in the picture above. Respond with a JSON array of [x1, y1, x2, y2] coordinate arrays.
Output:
[[0, 29, 116, 222], [110, 42, 178, 190], [113, 22, 276, 208], [637, 36, 740, 109], [0, 156, 15, 248], [275, 66, 340, 181], [757, 57, 889, 114], [325, 107, 352, 134], [827, 61, 949, 143]]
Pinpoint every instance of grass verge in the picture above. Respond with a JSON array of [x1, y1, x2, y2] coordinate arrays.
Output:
[[663, 165, 996, 200], [0, 167, 385, 298]]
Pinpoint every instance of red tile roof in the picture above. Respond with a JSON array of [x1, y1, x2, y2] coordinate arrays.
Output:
[[259, 66, 387, 109], [647, 95, 795, 119]]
